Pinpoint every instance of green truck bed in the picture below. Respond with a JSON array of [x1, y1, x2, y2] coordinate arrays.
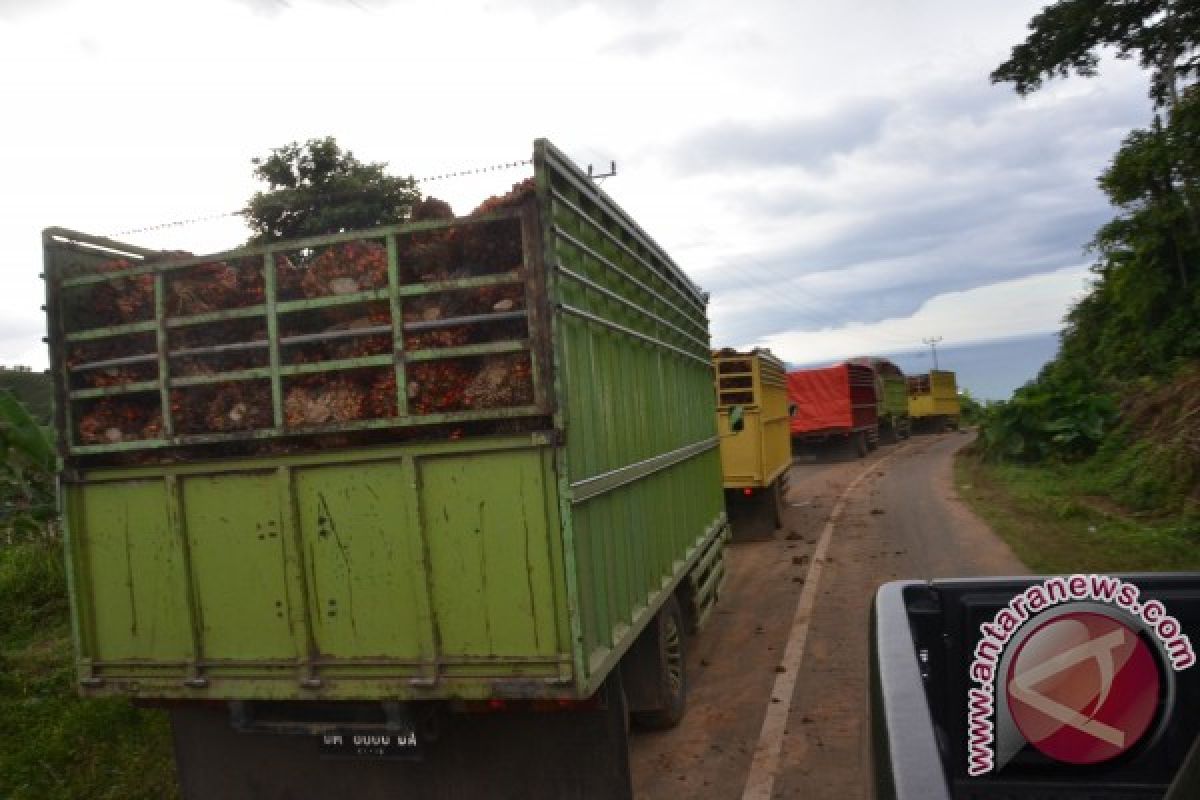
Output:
[[45, 139, 727, 703]]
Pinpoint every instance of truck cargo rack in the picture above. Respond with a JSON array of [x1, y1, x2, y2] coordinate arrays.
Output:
[[45, 205, 552, 460]]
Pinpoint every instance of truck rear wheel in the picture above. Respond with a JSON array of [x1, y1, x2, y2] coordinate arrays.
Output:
[[880, 421, 899, 445], [628, 596, 687, 730], [854, 431, 868, 458]]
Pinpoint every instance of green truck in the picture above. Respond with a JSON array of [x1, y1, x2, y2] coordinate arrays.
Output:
[[848, 357, 911, 443], [43, 139, 728, 798]]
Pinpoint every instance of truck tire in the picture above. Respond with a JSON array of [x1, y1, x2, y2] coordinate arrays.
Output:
[[771, 479, 785, 529], [854, 431, 868, 458], [630, 596, 687, 730]]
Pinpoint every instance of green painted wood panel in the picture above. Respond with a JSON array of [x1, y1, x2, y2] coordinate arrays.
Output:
[[881, 375, 908, 417], [69, 480, 192, 662], [538, 141, 725, 686], [418, 450, 560, 658], [293, 462, 430, 660], [182, 472, 299, 660], [55, 140, 725, 701]]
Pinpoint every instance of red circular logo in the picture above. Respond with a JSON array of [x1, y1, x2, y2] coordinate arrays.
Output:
[[1005, 611, 1161, 765]]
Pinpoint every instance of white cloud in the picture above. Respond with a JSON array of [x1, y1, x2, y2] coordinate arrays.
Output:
[[755, 264, 1092, 364], [0, 0, 1151, 376]]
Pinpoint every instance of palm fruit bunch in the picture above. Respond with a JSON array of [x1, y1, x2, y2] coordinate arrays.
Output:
[[170, 319, 269, 377], [403, 326, 471, 351], [67, 334, 158, 390], [301, 241, 389, 299], [70, 258, 156, 328], [67, 179, 540, 452], [77, 398, 163, 444], [166, 258, 265, 317], [176, 382, 273, 435], [367, 370, 399, 419], [458, 179, 534, 272], [461, 354, 534, 409], [405, 361, 473, 415], [284, 374, 370, 428], [281, 305, 392, 364], [473, 283, 525, 315], [396, 197, 457, 282], [402, 289, 470, 351], [403, 353, 534, 416]]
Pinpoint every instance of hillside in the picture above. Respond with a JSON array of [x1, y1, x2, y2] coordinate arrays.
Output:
[[0, 369, 51, 423]]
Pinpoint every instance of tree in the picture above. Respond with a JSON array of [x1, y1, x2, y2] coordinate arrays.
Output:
[[244, 137, 422, 245], [990, 0, 1200, 110]]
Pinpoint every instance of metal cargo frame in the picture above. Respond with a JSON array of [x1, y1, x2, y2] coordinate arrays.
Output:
[[713, 350, 791, 489], [907, 370, 960, 419], [45, 139, 728, 702]]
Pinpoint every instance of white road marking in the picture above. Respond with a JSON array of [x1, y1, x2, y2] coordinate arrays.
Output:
[[741, 448, 902, 800]]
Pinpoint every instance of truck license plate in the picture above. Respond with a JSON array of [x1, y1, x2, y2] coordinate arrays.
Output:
[[318, 729, 422, 760]]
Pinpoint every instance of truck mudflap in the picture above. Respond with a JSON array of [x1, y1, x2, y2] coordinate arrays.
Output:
[[170, 676, 632, 800]]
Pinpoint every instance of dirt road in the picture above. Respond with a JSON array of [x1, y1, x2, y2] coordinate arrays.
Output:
[[629, 432, 1027, 799]]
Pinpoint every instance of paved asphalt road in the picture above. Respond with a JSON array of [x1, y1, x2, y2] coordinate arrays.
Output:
[[629, 432, 1028, 799]]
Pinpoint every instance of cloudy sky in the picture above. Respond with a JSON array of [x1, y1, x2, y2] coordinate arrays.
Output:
[[0, 0, 1152, 388]]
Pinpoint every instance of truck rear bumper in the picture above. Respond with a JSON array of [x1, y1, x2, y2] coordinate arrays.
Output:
[[169, 677, 633, 800]]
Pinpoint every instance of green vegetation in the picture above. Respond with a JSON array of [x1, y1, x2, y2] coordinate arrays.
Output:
[[992, 0, 1200, 388], [0, 390, 56, 544], [0, 369, 51, 424], [0, 392, 176, 799], [0, 541, 178, 800], [245, 136, 423, 245], [965, 2, 1200, 570], [957, 454, 1200, 575], [956, 390, 985, 426], [974, 383, 1117, 463]]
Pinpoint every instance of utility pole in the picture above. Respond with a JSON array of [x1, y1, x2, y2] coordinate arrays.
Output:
[[923, 336, 943, 370]]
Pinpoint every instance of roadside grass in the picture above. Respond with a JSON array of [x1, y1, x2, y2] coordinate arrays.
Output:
[[955, 454, 1200, 574], [0, 541, 177, 800]]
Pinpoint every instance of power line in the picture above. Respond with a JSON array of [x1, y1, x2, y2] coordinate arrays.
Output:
[[106, 157, 536, 238], [416, 159, 532, 184], [109, 209, 247, 237]]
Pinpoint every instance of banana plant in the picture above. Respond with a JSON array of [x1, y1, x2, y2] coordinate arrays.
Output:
[[0, 390, 56, 542]]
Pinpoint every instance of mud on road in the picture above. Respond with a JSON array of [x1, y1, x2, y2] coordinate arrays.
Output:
[[629, 432, 1027, 799]]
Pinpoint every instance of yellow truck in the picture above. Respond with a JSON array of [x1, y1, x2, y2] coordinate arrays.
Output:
[[714, 349, 793, 539], [907, 369, 961, 431]]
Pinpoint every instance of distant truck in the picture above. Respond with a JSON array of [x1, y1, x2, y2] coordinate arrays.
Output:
[[848, 357, 911, 443], [43, 139, 728, 799], [714, 349, 792, 539], [907, 369, 960, 432], [788, 363, 879, 458]]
